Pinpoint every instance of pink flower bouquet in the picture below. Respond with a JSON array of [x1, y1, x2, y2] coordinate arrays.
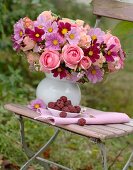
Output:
[[12, 11, 126, 84]]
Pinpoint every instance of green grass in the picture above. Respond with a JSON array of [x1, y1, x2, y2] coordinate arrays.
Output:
[[0, 49, 133, 170]]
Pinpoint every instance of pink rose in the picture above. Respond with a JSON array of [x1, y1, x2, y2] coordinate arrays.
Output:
[[80, 56, 92, 70], [62, 44, 84, 69], [104, 33, 121, 51], [75, 19, 84, 27], [39, 50, 60, 72], [21, 36, 35, 51], [27, 52, 39, 64], [23, 17, 34, 29], [108, 56, 124, 72], [39, 11, 54, 21]]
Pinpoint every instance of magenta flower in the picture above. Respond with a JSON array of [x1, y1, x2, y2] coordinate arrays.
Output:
[[13, 18, 25, 44], [105, 44, 117, 62], [45, 21, 58, 35], [45, 33, 64, 50], [58, 22, 71, 36], [83, 41, 100, 63], [25, 27, 45, 42], [88, 28, 105, 43], [66, 27, 80, 45], [28, 99, 46, 111], [52, 67, 67, 79], [86, 66, 104, 83]]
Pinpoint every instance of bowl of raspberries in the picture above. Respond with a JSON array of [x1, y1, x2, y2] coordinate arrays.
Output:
[[47, 96, 81, 118]]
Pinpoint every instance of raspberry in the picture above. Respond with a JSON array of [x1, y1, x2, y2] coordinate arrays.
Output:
[[64, 100, 71, 106], [48, 102, 55, 109], [59, 111, 67, 118], [68, 106, 77, 113], [60, 96, 67, 102], [57, 99, 62, 103], [54, 106, 61, 111], [77, 118, 86, 126], [56, 100, 64, 109], [74, 106, 81, 113], [62, 106, 70, 112]]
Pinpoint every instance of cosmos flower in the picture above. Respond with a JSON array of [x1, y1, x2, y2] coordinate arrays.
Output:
[[83, 42, 100, 63], [86, 66, 104, 83], [88, 28, 105, 43], [52, 67, 67, 79], [25, 27, 45, 42], [13, 18, 25, 44], [45, 21, 58, 35], [58, 22, 71, 36], [28, 98, 46, 111], [45, 33, 64, 50], [66, 27, 80, 45], [105, 44, 117, 62], [34, 15, 47, 30]]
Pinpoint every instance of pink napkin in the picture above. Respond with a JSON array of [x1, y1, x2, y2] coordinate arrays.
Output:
[[34, 107, 130, 125]]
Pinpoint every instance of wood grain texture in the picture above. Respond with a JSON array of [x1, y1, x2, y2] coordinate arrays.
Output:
[[4, 103, 133, 140], [93, 0, 133, 21]]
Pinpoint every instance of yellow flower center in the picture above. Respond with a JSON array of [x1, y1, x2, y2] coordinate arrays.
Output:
[[58, 68, 62, 72], [48, 27, 53, 33], [89, 51, 93, 56], [91, 35, 97, 40], [53, 39, 58, 45], [61, 28, 68, 35], [34, 104, 40, 109], [107, 50, 111, 55], [69, 34, 75, 39], [19, 31, 23, 37], [35, 33, 40, 38], [91, 70, 97, 75], [38, 25, 43, 29]]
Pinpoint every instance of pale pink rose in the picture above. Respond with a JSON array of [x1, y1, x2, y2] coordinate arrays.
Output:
[[27, 52, 39, 64], [108, 56, 124, 72], [39, 50, 60, 71], [80, 56, 92, 70], [75, 19, 84, 26], [93, 53, 106, 68], [21, 36, 35, 51], [23, 17, 34, 29], [39, 11, 54, 21], [62, 44, 84, 69], [79, 33, 91, 48], [104, 32, 121, 51], [62, 18, 73, 23]]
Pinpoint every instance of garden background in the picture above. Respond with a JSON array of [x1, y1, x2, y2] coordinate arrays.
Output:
[[0, 0, 133, 169]]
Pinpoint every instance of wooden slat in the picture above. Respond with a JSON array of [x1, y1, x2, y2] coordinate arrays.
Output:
[[106, 124, 133, 133], [93, 0, 133, 21], [4, 103, 133, 140], [87, 125, 126, 136]]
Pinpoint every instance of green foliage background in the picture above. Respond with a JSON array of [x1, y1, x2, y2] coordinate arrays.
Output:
[[0, 0, 133, 169]]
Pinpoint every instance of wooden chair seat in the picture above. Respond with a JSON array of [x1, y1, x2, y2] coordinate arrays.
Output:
[[4, 103, 133, 141]]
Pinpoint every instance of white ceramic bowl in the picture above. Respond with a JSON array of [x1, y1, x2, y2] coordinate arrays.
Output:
[[47, 107, 79, 118]]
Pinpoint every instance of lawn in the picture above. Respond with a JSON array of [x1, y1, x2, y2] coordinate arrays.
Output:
[[0, 0, 133, 170]]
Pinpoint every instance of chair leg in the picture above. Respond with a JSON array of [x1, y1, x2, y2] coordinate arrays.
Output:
[[123, 150, 133, 170], [17, 116, 70, 170], [97, 141, 108, 170]]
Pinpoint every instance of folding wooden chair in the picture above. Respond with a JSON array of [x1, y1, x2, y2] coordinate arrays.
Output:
[[4, 0, 133, 169]]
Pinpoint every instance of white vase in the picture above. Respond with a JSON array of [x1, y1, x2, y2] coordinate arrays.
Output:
[[36, 73, 81, 105]]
